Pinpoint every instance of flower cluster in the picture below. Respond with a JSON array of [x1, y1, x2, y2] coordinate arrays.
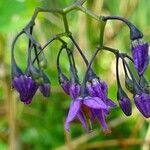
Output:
[[11, 29, 51, 104], [11, 6, 150, 133], [57, 46, 116, 133]]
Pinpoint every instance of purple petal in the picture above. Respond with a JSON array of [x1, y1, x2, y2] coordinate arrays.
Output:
[[69, 84, 80, 100], [119, 98, 132, 116], [90, 109, 97, 123], [134, 93, 150, 118], [83, 97, 108, 110], [106, 99, 117, 108], [94, 109, 110, 133], [39, 83, 50, 97], [61, 81, 70, 95], [59, 73, 70, 95], [13, 75, 38, 104], [86, 82, 96, 97], [131, 41, 149, 75], [77, 111, 88, 131], [65, 100, 82, 131], [86, 78, 108, 103], [92, 79, 108, 100]]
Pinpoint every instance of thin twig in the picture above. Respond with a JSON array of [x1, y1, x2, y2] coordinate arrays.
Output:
[[78, 138, 150, 150]]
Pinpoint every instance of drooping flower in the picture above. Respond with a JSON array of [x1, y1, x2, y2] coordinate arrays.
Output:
[[131, 39, 149, 76], [134, 93, 150, 118], [65, 96, 108, 131], [66, 83, 89, 131], [12, 75, 38, 104], [86, 77, 116, 133]]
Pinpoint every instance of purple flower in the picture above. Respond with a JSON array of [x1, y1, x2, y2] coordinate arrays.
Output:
[[39, 83, 50, 97], [134, 93, 150, 118], [131, 39, 149, 75], [86, 78, 116, 108], [12, 75, 38, 104], [65, 96, 108, 131], [86, 78, 116, 133], [66, 83, 89, 131], [119, 97, 132, 116]]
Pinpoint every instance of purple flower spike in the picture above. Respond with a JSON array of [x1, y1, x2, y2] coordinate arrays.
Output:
[[131, 39, 149, 75], [134, 93, 150, 118], [39, 83, 50, 97], [13, 75, 38, 104], [119, 98, 132, 116]]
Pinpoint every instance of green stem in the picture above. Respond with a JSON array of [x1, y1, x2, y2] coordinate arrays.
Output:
[[116, 56, 121, 87], [76, 0, 88, 5], [33, 34, 67, 63], [77, 5, 100, 21], [11, 31, 24, 64], [99, 21, 106, 47], [62, 14, 70, 33]]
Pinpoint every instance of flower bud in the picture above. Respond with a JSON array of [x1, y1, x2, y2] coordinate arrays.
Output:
[[131, 39, 149, 76], [117, 87, 132, 116], [39, 72, 51, 97], [58, 72, 70, 95], [134, 93, 150, 118]]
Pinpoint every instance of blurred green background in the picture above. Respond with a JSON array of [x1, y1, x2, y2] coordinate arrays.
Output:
[[0, 0, 150, 150]]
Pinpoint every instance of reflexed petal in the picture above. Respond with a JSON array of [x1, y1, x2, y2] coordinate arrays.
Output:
[[90, 109, 97, 123], [83, 97, 108, 110], [77, 111, 88, 131], [94, 109, 108, 131], [95, 109, 111, 134], [65, 100, 82, 131], [106, 99, 117, 108]]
